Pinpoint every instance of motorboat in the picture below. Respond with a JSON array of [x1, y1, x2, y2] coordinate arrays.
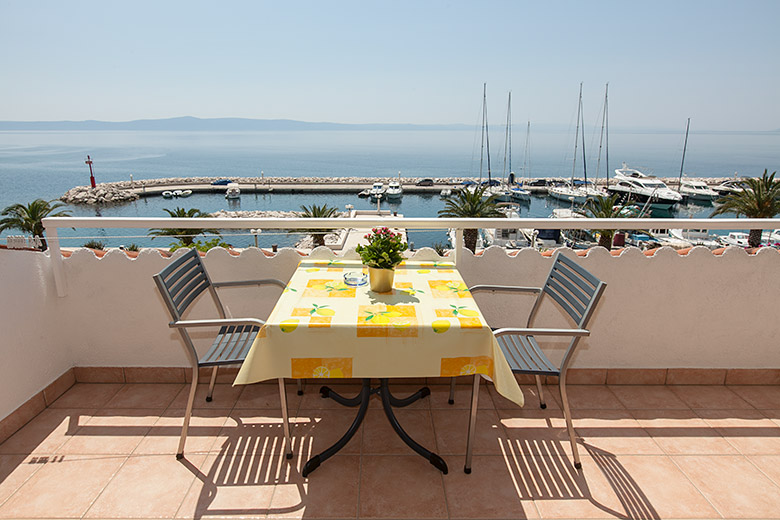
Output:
[[369, 182, 386, 201], [668, 229, 722, 249], [225, 183, 241, 199], [179, 189, 192, 198], [719, 232, 750, 248], [679, 180, 719, 202], [607, 163, 682, 210], [482, 204, 531, 249], [172, 189, 183, 197], [162, 190, 174, 199], [573, 179, 608, 199], [358, 189, 371, 198], [548, 182, 587, 204], [440, 188, 452, 198], [713, 178, 746, 196], [385, 181, 403, 201]]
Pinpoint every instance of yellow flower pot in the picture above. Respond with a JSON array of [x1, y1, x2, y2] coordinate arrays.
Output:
[[368, 267, 395, 293]]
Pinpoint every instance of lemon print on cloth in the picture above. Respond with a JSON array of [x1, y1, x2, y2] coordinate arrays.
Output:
[[450, 305, 478, 317], [440, 356, 493, 377], [291, 357, 353, 379], [432, 319, 451, 333], [280, 319, 299, 333], [310, 304, 335, 316], [429, 280, 472, 298], [357, 305, 418, 337]]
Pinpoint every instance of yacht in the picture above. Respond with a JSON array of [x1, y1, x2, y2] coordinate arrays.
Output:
[[719, 232, 750, 248], [607, 163, 682, 210], [385, 181, 403, 201], [369, 182, 386, 201], [547, 182, 587, 204], [713, 178, 746, 196], [225, 183, 241, 199], [679, 180, 719, 202], [668, 229, 722, 249]]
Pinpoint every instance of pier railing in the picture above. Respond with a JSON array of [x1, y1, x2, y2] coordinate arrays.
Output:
[[42, 216, 778, 297]]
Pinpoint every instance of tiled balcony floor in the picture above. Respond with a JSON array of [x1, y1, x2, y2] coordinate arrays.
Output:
[[1, 382, 780, 519]]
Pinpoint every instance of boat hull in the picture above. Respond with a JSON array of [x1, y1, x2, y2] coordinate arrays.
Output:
[[607, 186, 679, 210]]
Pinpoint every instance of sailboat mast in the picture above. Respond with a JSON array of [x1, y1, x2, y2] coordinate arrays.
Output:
[[506, 92, 512, 183], [485, 88, 492, 184], [571, 83, 582, 183], [596, 83, 608, 187], [479, 83, 486, 183], [678, 117, 691, 191], [580, 88, 587, 185], [524, 121, 530, 180], [605, 83, 610, 185]]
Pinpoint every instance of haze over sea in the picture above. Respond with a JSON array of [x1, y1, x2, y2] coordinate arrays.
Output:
[[1, 126, 779, 249]]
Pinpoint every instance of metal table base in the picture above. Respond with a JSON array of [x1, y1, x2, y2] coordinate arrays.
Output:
[[301, 378, 448, 477]]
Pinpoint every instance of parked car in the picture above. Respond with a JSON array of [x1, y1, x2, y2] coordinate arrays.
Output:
[[211, 179, 233, 186], [416, 178, 434, 186]]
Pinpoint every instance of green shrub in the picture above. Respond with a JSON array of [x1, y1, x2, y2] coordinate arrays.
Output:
[[83, 240, 106, 250]]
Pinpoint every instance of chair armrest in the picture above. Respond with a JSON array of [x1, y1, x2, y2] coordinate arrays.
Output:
[[170, 318, 266, 329], [493, 327, 590, 337], [212, 279, 286, 289], [469, 285, 542, 294]]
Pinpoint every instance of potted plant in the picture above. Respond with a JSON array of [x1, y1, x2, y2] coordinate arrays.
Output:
[[355, 227, 408, 292]]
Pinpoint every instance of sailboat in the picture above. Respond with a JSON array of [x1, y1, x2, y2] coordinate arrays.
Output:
[[501, 93, 531, 203], [477, 85, 512, 202], [587, 83, 610, 199], [548, 83, 588, 204]]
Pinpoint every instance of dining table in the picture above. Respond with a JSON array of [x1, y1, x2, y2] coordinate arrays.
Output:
[[234, 257, 524, 475]]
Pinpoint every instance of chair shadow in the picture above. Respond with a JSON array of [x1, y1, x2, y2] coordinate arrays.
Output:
[[499, 436, 660, 520]]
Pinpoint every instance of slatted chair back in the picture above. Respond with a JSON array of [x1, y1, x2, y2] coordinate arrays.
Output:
[[153, 248, 226, 322], [527, 252, 607, 371]]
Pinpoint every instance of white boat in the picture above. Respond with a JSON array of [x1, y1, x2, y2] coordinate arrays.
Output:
[[440, 188, 452, 198], [482, 184, 513, 202], [162, 190, 174, 199], [225, 183, 241, 199], [668, 229, 722, 249], [369, 182, 385, 200], [719, 232, 750, 248], [679, 180, 719, 202], [385, 181, 403, 200], [179, 189, 192, 198], [509, 185, 531, 202], [358, 189, 371, 198], [607, 163, 682, 210], [172, 189, 183, 197], [482, 204, 531, 249], [713, 178, 746, 196], [548, 183, 588, 204]]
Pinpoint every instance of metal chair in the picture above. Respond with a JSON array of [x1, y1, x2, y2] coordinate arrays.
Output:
[[153, 248, 293, 460], [466, 252, 607, 470]]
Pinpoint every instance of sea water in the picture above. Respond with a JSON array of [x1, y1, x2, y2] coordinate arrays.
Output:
[[1, 129, 778, 249]]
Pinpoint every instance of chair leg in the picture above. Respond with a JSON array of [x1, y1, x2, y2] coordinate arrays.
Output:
[[448, 377, 456, 405], [297, 379, 303, 396], [558, 376, 581, 469], [464, 374, 480, 474], [177, 367, 199, 459], [535, 375, 547, 409], [206, 366, 218, 402], [278, 378, 294, 459]]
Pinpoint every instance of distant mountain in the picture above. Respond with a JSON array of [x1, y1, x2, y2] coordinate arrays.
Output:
[[0, 116, 471, 131]]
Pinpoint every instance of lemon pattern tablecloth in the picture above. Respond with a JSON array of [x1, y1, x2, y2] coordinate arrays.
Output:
[[234, 259, 524, 406]]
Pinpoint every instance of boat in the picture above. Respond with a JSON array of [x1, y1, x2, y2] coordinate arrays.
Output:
[[668, 229, 722, 249], [225, 183, 241, 199], [509, 183, 531, 202], [548, 84, 590, 204], [179, 189, 192, 198], [440, 188, 453, 198], [358, 189, 371, 198], [607, 163, 682, 210], [482, 204, 532, 249], [679, 180, 719, 202], [474, 83, 500, 199], [385, 180, 403, 201], [719, 232, 750, 248], [369, 182, 385, 200], [162, 190, 174, 199], [172, 189, 183, 197], [590, 82, 611, 199], [713, 178, 746, 196], [550, 208, 598, 249]]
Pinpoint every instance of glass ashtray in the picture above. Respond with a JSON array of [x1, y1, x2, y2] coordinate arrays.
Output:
[[343, 271, 368, 286]]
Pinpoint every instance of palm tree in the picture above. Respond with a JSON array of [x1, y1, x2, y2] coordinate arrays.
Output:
[[438, 186, 502, 253], [296, 204, 340, 247], [712, 170, 780, 248], [583, 194, 624, 249], [148, 207, 221, 247], [0, 198, 71, 250]]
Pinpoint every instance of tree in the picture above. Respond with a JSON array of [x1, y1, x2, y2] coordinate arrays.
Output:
[[712, 170, 780, 248], [0, 198, 71, 250], [583, 194, 624, 249], [438, 185, 502, 253], [148, 207, 221, 247], [296, 204, 340, 248]]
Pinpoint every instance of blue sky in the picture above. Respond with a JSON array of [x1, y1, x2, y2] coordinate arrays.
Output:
[[1, 0, 779, 130]]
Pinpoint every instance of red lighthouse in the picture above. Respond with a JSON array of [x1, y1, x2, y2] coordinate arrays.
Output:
[[86, 155, 96, 188]]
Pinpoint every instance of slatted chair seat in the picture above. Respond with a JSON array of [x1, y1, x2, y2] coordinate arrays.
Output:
[[153, 248, 292, 460], [200, 325, 261, 366], [496, 334, 558, 376], [464, 252, 607, 470]]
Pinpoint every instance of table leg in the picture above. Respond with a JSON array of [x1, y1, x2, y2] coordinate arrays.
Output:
[[464, 374, 480, 474], [302, 379, 371, 477], [379, 379, 448, 474]]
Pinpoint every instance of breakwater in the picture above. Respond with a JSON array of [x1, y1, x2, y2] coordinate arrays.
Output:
[[60, 175, 733, 205]]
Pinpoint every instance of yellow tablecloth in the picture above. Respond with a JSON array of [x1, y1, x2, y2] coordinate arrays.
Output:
[[234, 259, 524, 407]]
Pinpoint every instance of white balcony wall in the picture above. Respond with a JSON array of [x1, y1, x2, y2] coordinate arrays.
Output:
[[1, 245, 780, 421]]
